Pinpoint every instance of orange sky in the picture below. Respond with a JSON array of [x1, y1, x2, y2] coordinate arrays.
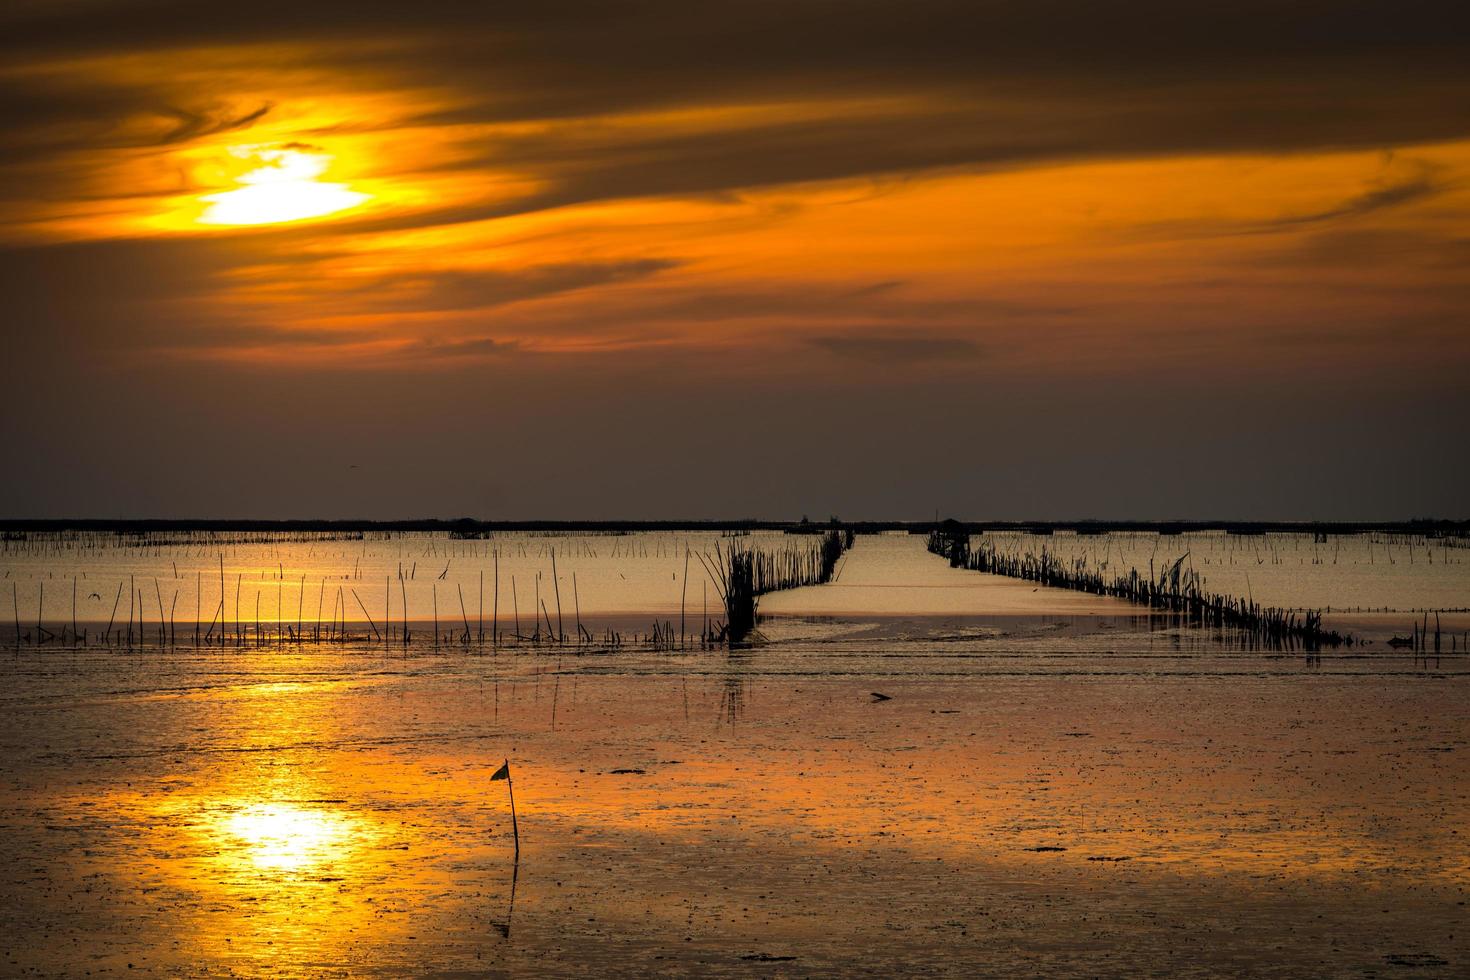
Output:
[[1, 2, 1467, 517]]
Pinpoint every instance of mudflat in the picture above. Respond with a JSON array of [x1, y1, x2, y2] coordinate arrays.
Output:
[[1, 615, 1464, 976]]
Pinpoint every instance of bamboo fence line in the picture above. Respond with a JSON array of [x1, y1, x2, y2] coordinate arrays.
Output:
[[927, 526, 1351, 648]]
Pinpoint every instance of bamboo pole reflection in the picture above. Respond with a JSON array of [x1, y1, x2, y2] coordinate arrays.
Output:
[[492, 862, 519, 939]]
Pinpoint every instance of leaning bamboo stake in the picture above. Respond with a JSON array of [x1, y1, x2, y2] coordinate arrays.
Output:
[[154, 578, 166, 645], [511, 576, 520, 641], [351, 588, 381, 641], [573, 572, 583, 644], [400, 575, 409, 644], [459, 584, 472, 644]]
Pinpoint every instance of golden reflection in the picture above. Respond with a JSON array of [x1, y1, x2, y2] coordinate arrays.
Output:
[[218, 801, 358, 872], [198, 145, 369, 225]]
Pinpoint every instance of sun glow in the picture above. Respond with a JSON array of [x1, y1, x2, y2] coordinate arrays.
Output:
[[199, 146, 369, 225], [222, 802, 356, 872]]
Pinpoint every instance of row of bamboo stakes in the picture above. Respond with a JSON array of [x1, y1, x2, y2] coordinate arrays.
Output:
[[928, 527, 1355, 649], [7, 549, 589, 649], [699, 529, 855, 642], [7, 532, 858, 650]]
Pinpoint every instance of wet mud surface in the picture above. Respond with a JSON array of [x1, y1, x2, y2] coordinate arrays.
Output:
[[2, 615, 1466, 976]]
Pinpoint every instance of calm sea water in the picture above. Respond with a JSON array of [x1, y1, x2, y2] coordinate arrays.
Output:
[[972, 529, 1470, 612], [2, 531, 1466, 975], [1, 530, 784, 639], [2, 530, 1465, 641]]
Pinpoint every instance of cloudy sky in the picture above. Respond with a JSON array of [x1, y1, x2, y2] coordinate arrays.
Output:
[[2, 1, 1466, 519]]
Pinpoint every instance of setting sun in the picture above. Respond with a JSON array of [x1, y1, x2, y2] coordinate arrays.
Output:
[[3, 1, 1469, 976], [199, 146, 368, 225]]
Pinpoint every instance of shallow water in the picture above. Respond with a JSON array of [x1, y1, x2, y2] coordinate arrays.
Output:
[[2, 533, 1467, 976], [2, 530, 804, 643], [973, 529, 1470, 614], [5, 529, 1465, 643]]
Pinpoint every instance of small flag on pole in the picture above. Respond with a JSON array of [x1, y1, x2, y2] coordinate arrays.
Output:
[[492, 758, 519, 861]]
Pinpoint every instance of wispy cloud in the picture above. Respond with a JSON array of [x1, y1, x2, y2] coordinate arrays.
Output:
[[1134, 165, 1449, 241], [807, 332, 981, 363], [157, 102, 273, 145], [1260, 171, 1444, 229]]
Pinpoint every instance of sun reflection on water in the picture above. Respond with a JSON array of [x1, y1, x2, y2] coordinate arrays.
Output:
[[220, 802, 357, 872]]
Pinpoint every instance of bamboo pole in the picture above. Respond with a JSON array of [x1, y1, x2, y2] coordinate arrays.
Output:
[[511, 576, 520, 641], [352, 588, 381, 641], [458, 584, 472, 644], [573, 572, 583, 644], [550, 547, 564, 643]]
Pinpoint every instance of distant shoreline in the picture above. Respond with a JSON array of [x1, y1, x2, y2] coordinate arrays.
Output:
[[2, 518, 1467, 536]]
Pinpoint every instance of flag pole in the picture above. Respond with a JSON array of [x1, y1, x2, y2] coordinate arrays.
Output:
[[505, 759, 520, 861]]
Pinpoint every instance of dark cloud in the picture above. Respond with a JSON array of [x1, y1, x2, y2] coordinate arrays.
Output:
[[5, 2, 1467, 86], [157, 102, 273, 145], [1286, 228, 1470, 270], [359, 260, 678, 313], [397, 335, 521, 362], [807, 333, 981, 363], [520, 280, 1083, 334], [0, 1, 1466, 517], [2, 2, 1468, 226], [1133, 166, 1450, 241], [0, 238, 677, 359], [1261, 171, 1444, 228]]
